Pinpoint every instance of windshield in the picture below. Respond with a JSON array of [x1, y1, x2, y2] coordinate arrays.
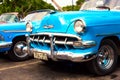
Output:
[[0, 14, 19, 23], [80, 0, 120, 10], [23, 12, 48, 21]]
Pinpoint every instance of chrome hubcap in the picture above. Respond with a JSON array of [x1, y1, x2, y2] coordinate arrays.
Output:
[[97, 45, 114, 70], [14, 41, 28, 58]]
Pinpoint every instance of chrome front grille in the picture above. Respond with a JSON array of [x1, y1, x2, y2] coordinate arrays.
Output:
[[30, 33, 81, 48]]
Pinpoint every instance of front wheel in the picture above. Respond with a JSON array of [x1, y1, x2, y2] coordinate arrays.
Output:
[[87, 39, 118, 75], [8, 38, 29, 61]]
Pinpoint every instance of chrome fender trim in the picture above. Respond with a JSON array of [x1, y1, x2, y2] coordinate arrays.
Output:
[[0, 42, 12, 48]]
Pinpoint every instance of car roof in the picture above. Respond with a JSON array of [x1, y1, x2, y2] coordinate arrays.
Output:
[[1, 12, 19, 16]]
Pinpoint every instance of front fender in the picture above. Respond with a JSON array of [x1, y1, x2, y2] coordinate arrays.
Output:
[[0, 31, 29, 42]]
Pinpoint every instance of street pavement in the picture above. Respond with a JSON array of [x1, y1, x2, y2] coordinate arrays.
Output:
[[0, 54, 120, 80]]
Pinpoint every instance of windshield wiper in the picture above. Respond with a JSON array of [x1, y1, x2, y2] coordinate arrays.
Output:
[[96, 6, 110, 11]]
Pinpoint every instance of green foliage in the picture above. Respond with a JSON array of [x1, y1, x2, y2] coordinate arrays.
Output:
[[0, 0, 55, 17], [62, 0, 85, 11], [63, 5, 80, 11], [76, 0, 85, 5], [0, 0, 85, 15]]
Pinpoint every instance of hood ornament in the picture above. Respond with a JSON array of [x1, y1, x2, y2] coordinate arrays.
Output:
[[44, 25, 54, 29]]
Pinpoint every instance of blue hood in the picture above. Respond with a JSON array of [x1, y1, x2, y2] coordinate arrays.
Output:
[[35, 10, 120, 33]]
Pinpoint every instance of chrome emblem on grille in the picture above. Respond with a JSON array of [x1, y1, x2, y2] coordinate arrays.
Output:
[[44, 25, 54, 29]]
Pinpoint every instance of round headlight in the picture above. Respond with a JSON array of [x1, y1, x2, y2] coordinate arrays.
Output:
[[74, 20, 85, 33], [26, 22, 32, 32]]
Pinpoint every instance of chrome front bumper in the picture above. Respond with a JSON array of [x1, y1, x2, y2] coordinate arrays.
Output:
[[0, 42, 12, 48], [30, 48, 97, 62]]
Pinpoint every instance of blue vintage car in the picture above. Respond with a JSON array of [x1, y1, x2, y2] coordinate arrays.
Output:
[[0, 9, 53, 61], [28, 0, 120, 75]]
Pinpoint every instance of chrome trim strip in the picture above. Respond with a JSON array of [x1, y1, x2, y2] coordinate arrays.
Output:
[[30, 32, 82, 41], [31, 39, 74, 45], [0, 42, 12, 48], [2, 30, 27, 33], [96, 32, 120, 36]]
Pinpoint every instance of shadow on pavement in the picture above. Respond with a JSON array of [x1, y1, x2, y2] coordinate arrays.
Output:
[[41, 61, 94, 75]]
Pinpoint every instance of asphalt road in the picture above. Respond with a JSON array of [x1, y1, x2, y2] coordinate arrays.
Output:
[[0, 54, 120, 80]]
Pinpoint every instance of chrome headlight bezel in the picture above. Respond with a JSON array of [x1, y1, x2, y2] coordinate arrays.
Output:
[[26, 22, 32, 32], [74, 20, 86, 33]]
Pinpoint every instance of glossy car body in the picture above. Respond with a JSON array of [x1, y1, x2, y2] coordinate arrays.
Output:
[[28, 0, 120, 75], [0, 9, 52, 61]]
